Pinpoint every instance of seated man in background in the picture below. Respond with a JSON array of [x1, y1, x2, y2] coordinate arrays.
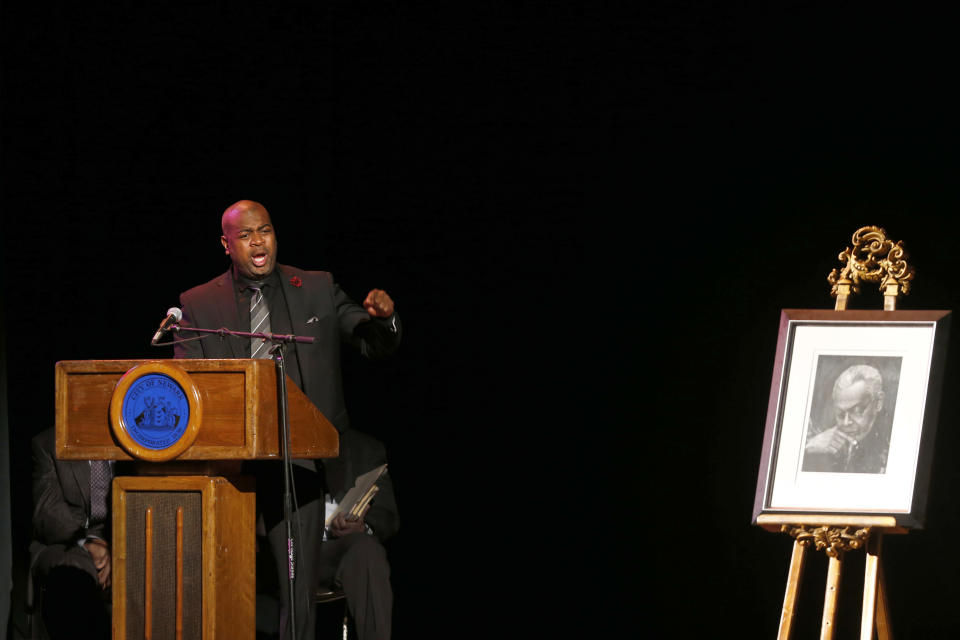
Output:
[[319, 428, 399, 640], [30, 427, 114, 640], [258, 428, 399, 640]]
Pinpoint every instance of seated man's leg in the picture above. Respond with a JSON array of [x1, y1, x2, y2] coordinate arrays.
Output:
[[32, 545, 110, 640], [317, 533, 392, 640], [254, 459, 327, 640]]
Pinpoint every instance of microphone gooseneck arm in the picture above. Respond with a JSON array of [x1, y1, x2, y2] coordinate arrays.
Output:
[[149, 324, 316, 348]]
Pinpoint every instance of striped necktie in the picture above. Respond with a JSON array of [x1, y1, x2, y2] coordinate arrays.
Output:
[[89, 460, 111, 524], [249, 285, 272, 358]]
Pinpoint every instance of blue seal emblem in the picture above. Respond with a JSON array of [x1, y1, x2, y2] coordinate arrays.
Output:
[[121, 373, 190, 450]]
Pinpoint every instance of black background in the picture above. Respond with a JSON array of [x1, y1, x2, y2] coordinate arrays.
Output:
[[635, 3, 960, 638], [7, 2, 960, 639]]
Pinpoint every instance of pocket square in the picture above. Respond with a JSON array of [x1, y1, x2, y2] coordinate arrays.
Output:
[[306, 316, 320, 324]]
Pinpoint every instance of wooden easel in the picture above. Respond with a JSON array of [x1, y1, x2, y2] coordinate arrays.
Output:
[[758, 514, 905, 640], [764, 226, 915, 640]]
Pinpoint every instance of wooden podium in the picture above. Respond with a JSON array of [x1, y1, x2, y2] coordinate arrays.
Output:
[[55, 358, 339, 640]]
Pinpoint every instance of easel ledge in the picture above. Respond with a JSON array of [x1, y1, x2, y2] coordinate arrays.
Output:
[[756, 514, 907, 535]]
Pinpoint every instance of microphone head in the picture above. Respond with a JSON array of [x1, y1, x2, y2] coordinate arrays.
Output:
[[167, 307, 183, 321]]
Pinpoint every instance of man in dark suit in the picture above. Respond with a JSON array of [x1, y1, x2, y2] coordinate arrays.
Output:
[[173, 200, 401, 640], [264, 428, 399, 640], [30, 427, 113, 640]]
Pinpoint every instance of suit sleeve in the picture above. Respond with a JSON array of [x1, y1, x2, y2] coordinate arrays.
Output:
[[365, 471, 400, 543], [346, 431, 400, 542], [31, 431, 86, 545], [330, 278, 402, 358]]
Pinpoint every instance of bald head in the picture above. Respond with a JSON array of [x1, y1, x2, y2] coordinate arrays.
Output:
[[220, 200, 278, 280], [222, 200, 269, 234]]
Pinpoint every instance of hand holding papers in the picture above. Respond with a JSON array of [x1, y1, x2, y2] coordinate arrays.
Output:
[[325, 464, 388, 527]]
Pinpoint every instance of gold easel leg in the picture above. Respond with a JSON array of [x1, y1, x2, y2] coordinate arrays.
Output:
[[861, 533, 895, 640], [861, 533, 881, 640], [778, 540, 808, 640], [876, 562, 894, 640], [834, 291, 849, 311], [820, 554, 843, 640]]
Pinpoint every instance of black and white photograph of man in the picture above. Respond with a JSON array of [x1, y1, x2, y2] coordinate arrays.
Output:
[[802, 356, 902, 474]]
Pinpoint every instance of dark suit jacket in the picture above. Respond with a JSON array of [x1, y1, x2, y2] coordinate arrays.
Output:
[[31, 428, 106, 555], [323, 429, 399, 543], [173, 266, 399, 640], [173, 265, 401, 434], [30, 425, 127, 618], [29, 428, 116, 639]]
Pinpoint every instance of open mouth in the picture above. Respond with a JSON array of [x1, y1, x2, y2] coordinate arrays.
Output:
[[252, 253, 269, 268]]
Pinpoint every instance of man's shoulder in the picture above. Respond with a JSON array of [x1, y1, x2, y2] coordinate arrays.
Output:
[[276, 264, 333, 284], [179, 266, 335, 303], [180, 270, 232, 301], [341, 429, 389, 469], [32, 426, 56, 452], [342, 428, 385, 453], [275, 266, 339, 297]]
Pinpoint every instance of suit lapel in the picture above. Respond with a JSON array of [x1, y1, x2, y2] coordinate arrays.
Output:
[[212, 270, 245, 358], [66, 459, 91, 515], [278, 265, 310, 387]]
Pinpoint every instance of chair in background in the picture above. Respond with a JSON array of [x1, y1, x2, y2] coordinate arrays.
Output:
[[315, 587, 350, 640]]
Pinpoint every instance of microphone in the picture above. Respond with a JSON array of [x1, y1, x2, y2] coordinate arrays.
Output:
[[151, 307, 183, 344]]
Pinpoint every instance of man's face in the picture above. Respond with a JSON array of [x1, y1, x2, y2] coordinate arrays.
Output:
[[833, 380, 881, 440], [221, 204, 277, 280]]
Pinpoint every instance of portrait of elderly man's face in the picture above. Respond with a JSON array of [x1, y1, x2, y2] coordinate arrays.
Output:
[[802, 359, 898, 475], [832, 372, 884, 440]]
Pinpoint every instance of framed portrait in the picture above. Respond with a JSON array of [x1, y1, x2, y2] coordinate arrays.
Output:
[[752, 309, 951, 528]]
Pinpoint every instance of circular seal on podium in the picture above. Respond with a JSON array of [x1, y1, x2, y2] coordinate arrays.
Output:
[[109, 361, 203, 461]]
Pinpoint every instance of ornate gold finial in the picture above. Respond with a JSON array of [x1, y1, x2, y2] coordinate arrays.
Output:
[[780, 524, 871, 558], [827, 226, 914, 310]]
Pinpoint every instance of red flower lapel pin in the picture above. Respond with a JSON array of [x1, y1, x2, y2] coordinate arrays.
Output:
[[289, 276, 303, 288]]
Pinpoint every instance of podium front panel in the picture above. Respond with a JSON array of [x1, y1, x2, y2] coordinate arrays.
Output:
[[113, 475, 256, 640], [124, 491, 203, 640], [56, 359, 338, 460]]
